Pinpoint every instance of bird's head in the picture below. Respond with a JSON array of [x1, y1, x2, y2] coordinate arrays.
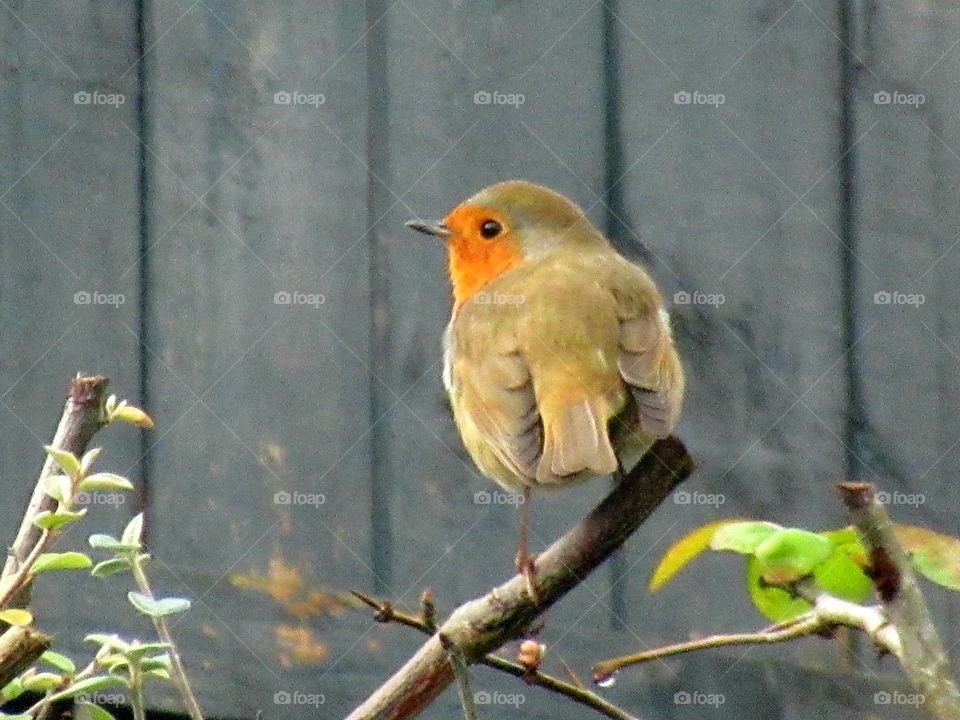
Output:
[[406, 180, 605, 309]]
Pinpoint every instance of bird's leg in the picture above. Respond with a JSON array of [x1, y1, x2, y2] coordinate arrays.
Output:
[[515, 487, 540, 604]]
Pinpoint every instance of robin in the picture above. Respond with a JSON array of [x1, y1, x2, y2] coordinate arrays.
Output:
[[406, 180, 684, 601]]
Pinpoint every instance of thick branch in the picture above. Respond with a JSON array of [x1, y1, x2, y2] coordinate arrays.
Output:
[[838, 482, 960, 720], [3, 375, 109, 581], [347, 436, 694, 720], [0, 626, 51, 688]]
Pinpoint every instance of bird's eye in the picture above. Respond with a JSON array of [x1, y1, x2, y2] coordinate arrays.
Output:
[[480, 219, 502, 239]]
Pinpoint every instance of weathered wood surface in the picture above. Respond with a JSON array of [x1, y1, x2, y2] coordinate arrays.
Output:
[[1, 1, 958, 718]]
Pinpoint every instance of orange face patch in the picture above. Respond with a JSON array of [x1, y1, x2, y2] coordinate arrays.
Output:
[[443, 203, 523, 309]]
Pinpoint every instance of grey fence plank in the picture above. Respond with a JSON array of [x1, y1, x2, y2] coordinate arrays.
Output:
[[609, 0, 851, 671], [0, 0, 142, 672], [143, 2, 375, 715]]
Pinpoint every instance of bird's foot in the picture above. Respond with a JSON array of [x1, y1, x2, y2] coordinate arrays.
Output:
[[515, 551, 541, 605]]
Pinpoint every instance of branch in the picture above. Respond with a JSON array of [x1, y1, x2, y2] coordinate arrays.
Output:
[[593, 591, 901, 681], [0, 626, 51, 688], [350, 590, 638, 720], [346, 436, 694, 720], [838, 482, 960, 720], [2, 374, 109, 584]]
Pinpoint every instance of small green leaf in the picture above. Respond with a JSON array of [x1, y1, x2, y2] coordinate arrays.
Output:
[[75, 701, 119, 720], [0, 609, 32, 626], [84, 634, 131, 653], [746, 556, 811, 621], [144, 668, 171, 680], [21, 672, 63, 693], [46, 675, 127, 703], [648, 519, 745, 591], [127, 592, 190, 618], [813, 546, 873, 603], [79, 448, 102, 476], [92, 558, 132, 577], [99, 654, 129, 672], [754, 528, 833, 583], [44, 446, 80, 476], [121, 514, 144, 547], [0, 713, 32, 720], [44, 475, 73, 503], [33, 509, 86, 530], [111, 404, 154, 429], [710, 521, 782, 554], [88, 534, 140, 553], [895, 523, 960, 591], [124, 643, 171, 660], [31, 552, 92, 574], [79, 473, 133, 492], [139, 654, 171, 672], [1, 677, 23, 702], [40, 651, 76, 674]]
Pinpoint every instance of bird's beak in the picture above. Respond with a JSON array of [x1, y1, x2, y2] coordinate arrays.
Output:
[[405, 219, 452, 238]]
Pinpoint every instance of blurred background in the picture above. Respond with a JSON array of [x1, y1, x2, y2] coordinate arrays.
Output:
[[1, 1, 958, 718]]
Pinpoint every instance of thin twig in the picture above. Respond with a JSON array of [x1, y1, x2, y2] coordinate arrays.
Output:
[[350, 590, 638, 720]]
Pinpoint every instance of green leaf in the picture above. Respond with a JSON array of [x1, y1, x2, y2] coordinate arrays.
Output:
[[0, 714, 32, 720], [44, 446, 80, 476], [121, 514, 144, 547], [99, 654, 129, 672], [78, 473, 133, 492], [124, 643, 171, 660], [895, 523, 960, 591], [79, 448, 102, 476], [710, 521, 782, 555], [110, 404, 154, 429], [746, 556, 811, 621], [21, 672, 63, 693], [46, 675, 127, 703], [648, 519, 745, 591], [31, 552, 92, 574], [127, 592, 190, 618], [88, 534, 140, 553], [813, 546, 873, 602], [0, 609, 33, 626], [44, 475, 73, 504], [84, 634, 131, 653], [75, 702, 118, 720], [139, 654, 171, 673], [144, 668, 171, 680], [33, 509, 86, 530], [91, 558, 131, 577], [754, 528, 833, 583], [1, 677, 23, 702], [40, 651, 76, 674]]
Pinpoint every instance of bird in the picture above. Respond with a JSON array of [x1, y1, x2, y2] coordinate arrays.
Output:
[[406, 180, 684, 601]]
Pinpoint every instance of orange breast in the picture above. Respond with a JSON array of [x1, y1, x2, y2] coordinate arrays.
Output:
[[447, 237, 523, 309]]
